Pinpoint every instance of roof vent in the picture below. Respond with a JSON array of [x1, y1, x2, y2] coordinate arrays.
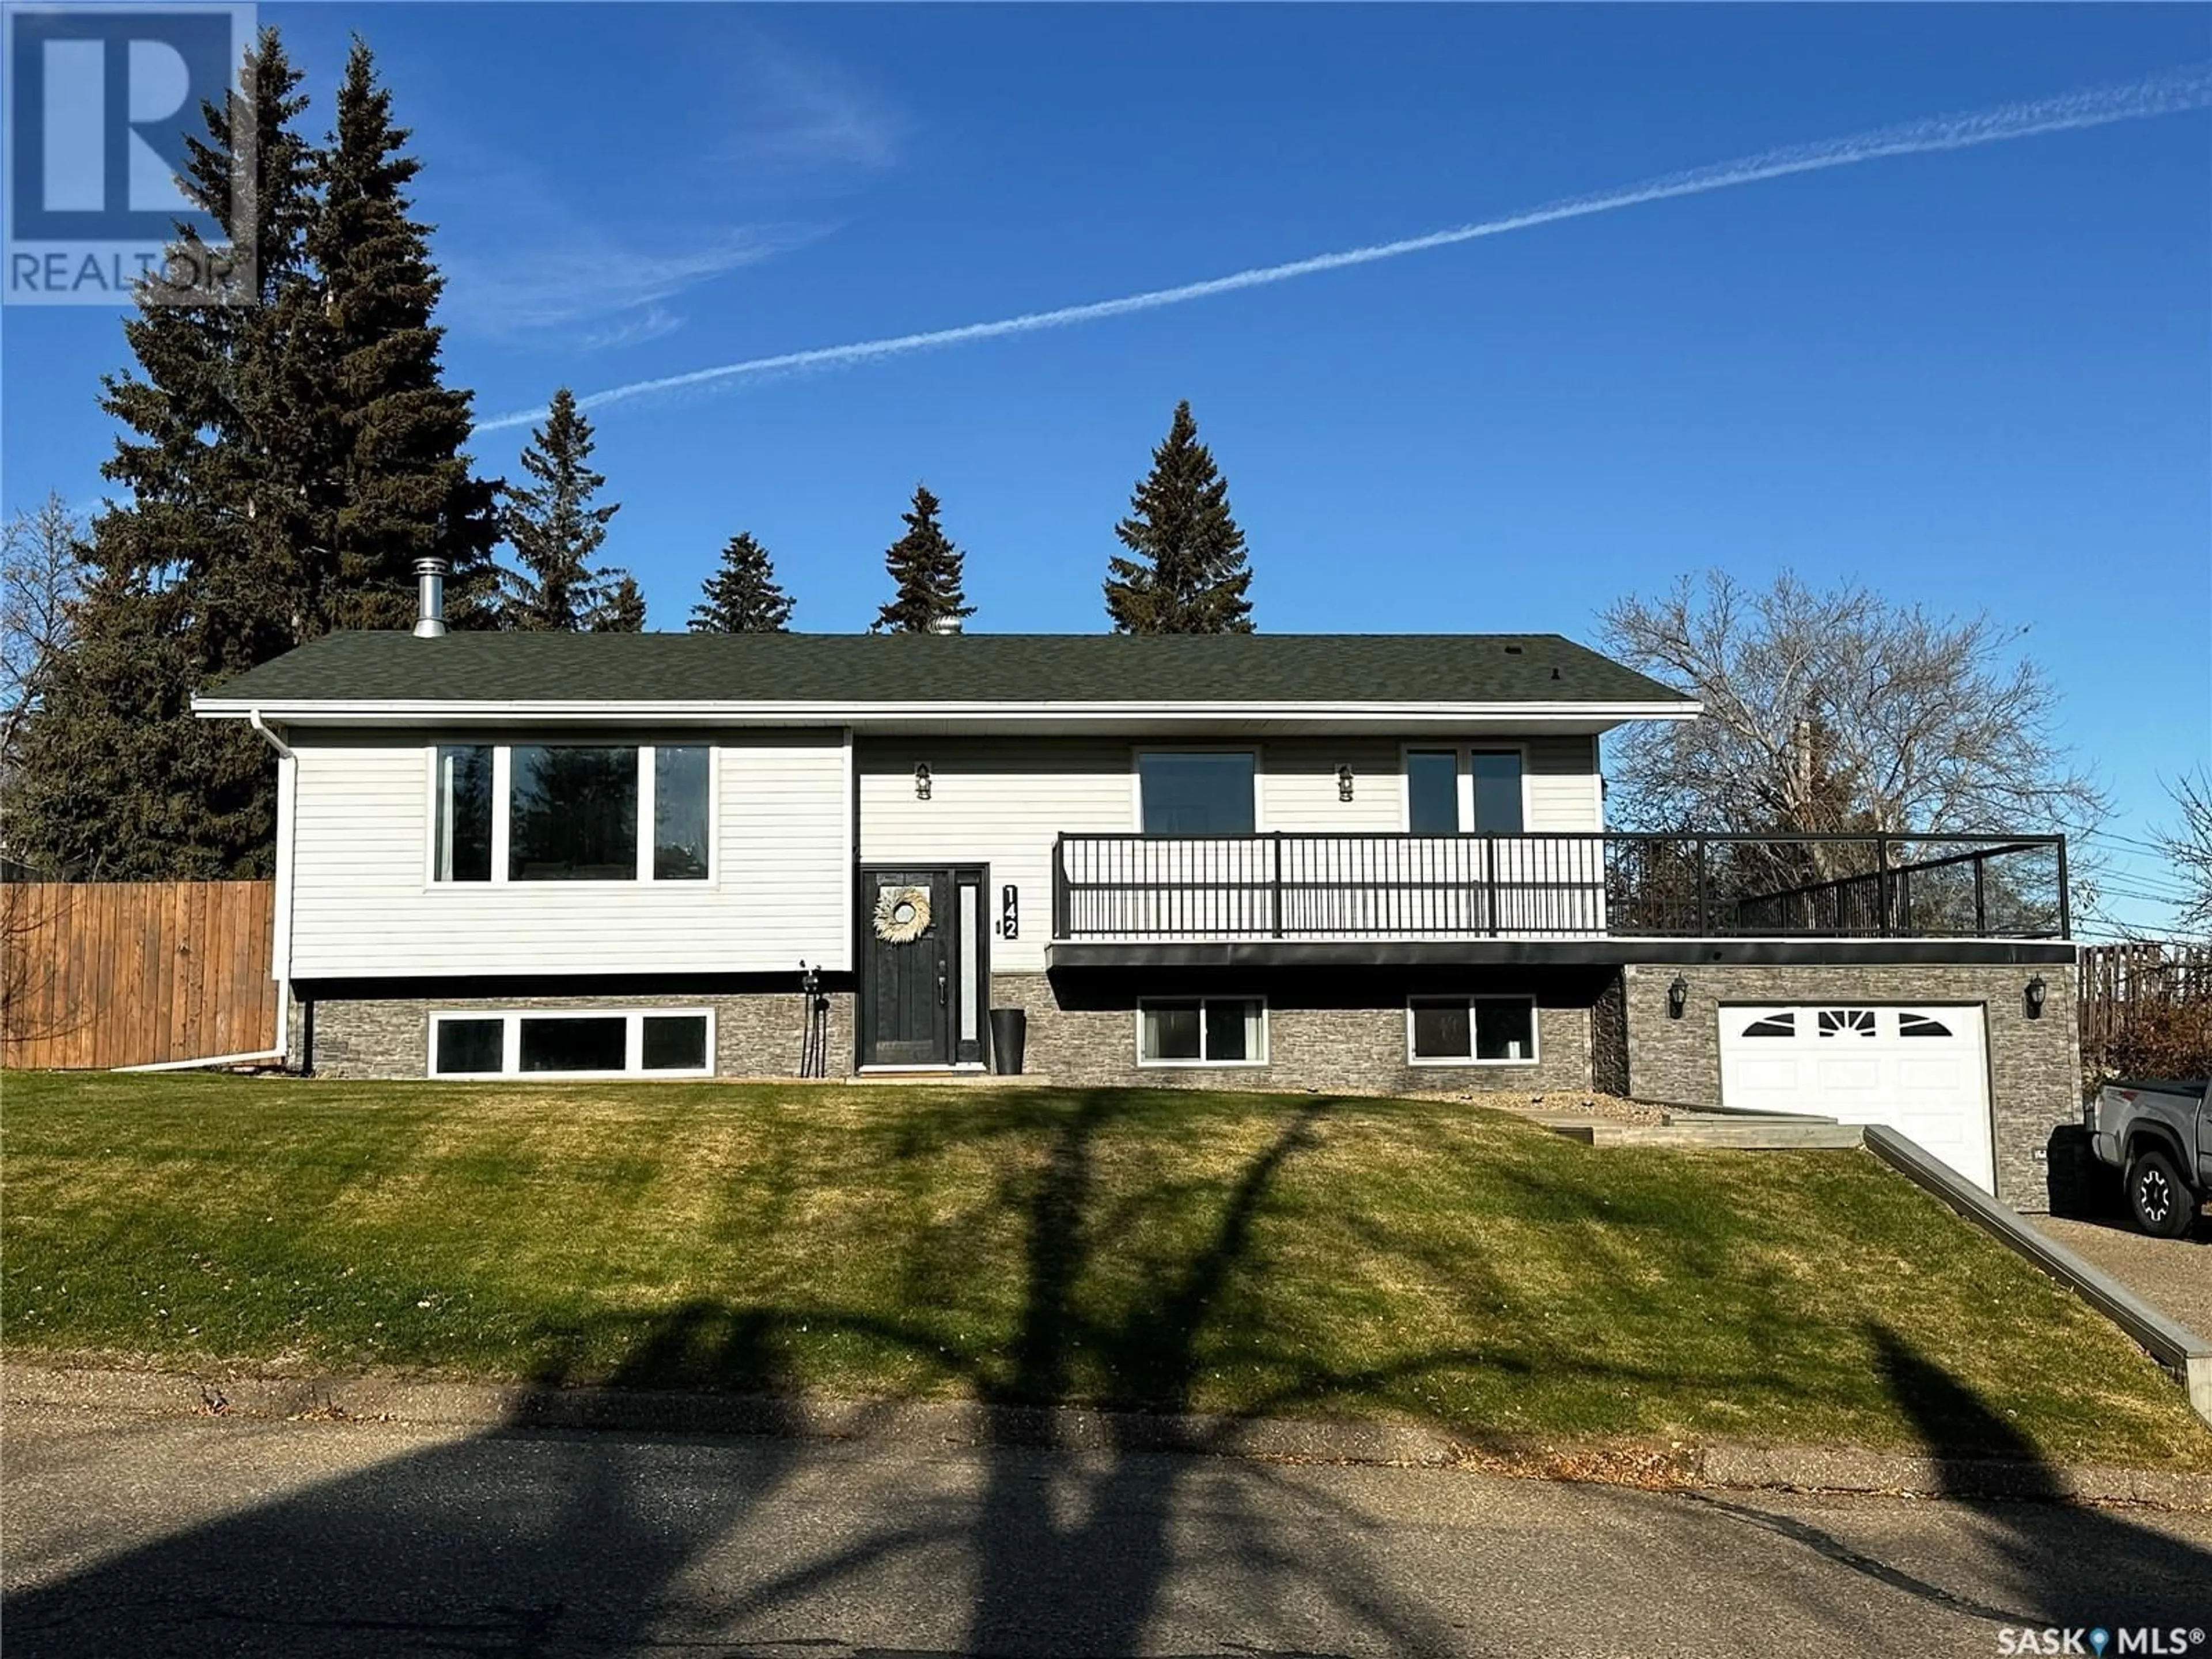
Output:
[[927, 614, 963, 635], [412, 558, 448, 638], [1503, 643, 1524, 654]]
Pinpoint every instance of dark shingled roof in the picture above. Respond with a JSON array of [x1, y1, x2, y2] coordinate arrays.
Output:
[[199, 630, 1691, 707]]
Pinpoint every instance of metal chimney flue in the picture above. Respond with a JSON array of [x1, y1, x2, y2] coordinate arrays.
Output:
[[927, 613, 962, 635], [413, 558, 449, 638]]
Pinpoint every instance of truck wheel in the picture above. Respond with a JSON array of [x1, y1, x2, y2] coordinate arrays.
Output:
[[2126, 1147, 2198, 1239]]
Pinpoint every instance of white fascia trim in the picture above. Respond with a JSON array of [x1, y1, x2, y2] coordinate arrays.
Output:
[[192, 698, 1703, 726]]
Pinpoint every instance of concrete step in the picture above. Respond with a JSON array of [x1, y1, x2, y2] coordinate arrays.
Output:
[[1546, 1119, 1865, 1150]]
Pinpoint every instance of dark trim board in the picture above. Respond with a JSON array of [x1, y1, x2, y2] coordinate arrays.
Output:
[[1046, 939, 2078, 971]]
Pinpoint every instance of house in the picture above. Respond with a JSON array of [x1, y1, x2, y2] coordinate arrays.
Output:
[[194, 567, 2080, 1210]]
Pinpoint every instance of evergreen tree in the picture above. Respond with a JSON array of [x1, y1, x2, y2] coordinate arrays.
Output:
[[588, 574, 647, 633], [872, 485, 973, 634], [308, 37, 500, 631], [1104, 400, 1253, 634], [7, 28, 319, 878], [690, 532, 794, 633], [497, 388, 622, 630]]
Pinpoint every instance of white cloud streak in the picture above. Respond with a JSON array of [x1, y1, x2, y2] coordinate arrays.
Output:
[[475, 65, 2212, 434]]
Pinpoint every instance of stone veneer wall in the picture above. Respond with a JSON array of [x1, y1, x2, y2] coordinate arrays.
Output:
[[1589, 970, 1629, 1097], [1618, 960, 2078, 1212], [298, 990, 858, 1080], [994, 971, 1594, 1096]]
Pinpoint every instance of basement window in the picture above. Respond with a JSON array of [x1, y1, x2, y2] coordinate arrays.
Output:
[[1407, 996, 1537, 1065], [1138, 997, 1267, 1066], [427, 1010, 715, 1079]]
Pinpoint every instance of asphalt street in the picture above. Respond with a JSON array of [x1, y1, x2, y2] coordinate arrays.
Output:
[[3, 1402, 2209, 1657]]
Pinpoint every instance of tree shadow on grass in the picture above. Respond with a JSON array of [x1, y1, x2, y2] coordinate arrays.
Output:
[[1, 1093, 1460, 1656]]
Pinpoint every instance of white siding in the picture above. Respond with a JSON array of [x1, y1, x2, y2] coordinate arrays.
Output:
[[1260, 739, 1404, 831], [858, 737, 1134, 974], [1527, 736, 1602, 831], [289, 729, 850, 979]]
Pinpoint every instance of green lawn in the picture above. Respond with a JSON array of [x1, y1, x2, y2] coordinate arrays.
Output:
[[3, 1070, 2205, 1468]]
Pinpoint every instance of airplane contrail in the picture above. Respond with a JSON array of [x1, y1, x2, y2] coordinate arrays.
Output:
[[474, 65, 2212, 435]]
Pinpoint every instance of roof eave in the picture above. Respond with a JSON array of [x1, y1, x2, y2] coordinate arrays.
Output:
[[192, 696, 1702, 728]]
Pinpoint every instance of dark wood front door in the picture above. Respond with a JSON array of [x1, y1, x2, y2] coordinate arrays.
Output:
[[861, 869, 953, 1066]]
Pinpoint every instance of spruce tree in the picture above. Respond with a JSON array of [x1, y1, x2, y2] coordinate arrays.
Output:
[[1104, 400, 1254, 634], [308, 37, 499, 631], [873, 485, 974, 634], [588, 574, 647, 633], [690, 533, 794, 633], [498, 388, 623, 630], [7, 28, 319, 878]]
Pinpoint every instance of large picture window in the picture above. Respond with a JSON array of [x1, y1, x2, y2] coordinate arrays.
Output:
[[1138, 997, 1267, 1066], [429, 744, 713, 884], [1138, 751, 1256, 835], [510, 745, 638, 880], [1407, 996, 1537, 1064], [427, 1009, 715, 1078]]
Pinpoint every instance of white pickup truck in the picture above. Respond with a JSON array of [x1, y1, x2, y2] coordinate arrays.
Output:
[[2085, 1079, 2210, 1237]]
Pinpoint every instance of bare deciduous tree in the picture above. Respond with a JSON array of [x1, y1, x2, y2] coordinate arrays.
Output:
[[1596, 571, 2107, 842], [2, 493, 88, 774], [2152, 769, 2212, 938]]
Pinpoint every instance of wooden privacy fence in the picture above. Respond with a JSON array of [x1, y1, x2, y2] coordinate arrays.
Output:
[[2, 881, 276, 1069], [2079, 940, 2212, 1054]]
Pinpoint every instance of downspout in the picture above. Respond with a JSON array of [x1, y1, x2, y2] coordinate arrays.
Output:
[[249, 709, 296, 1067]]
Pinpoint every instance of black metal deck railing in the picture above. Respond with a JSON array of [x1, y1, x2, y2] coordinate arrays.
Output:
[[1050, 832, 2069, 942]]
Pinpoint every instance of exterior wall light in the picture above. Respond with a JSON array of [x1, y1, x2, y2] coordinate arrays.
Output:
[[1336, 764, 1355, 802], [914, 763, 932, 801], [2025, 975, 2046, 1019], [1666, 975, 1690, 1019]]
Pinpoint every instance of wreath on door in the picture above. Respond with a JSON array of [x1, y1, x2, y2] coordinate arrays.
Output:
[[873, 885, 933, 944]]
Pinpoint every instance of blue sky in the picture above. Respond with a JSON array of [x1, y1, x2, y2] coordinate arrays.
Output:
[[2, 3, 2207, 932]]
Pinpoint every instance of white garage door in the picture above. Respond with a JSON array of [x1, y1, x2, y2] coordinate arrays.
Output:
[[1717, 1004, 1995, 1193]]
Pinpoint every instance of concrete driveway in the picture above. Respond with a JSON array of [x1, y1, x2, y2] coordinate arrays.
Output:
[[2033, 1211, 2212, 1340], [5, 1401, 2210, 1658]]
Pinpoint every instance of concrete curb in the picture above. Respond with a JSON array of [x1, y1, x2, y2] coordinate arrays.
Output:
[[1863, 1125, 2212, 1430], [8, 1361, 2207, 1509]]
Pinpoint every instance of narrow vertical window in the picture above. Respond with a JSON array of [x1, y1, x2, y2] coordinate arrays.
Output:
[[1406, 751, 1458, 834], [1468, 751, 1524, 834], [434, 745, 493, 882], [653, 745, 711, 880]]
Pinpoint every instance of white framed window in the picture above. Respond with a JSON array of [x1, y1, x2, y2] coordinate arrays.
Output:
[[1401, 745, 1528, 834], [428, 1009, 716, 1078], [1406, 995, 1538, 1065], [1135, 749, 1259, 835], [1137, 997, 1268, 1066], [427, 744, 714, 885]]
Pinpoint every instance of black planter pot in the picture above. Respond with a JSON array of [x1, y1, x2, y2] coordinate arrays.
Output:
[[988, 1007, 1027, 1075]]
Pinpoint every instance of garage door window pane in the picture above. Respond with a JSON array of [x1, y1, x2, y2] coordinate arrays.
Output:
[[518, 1016, 627, 1073], [642, 1014, 709, 1071], [1411, 998, 1473, 1059], [1474, 999, 1535, 1062], [435, 1018, 503, 1074]]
